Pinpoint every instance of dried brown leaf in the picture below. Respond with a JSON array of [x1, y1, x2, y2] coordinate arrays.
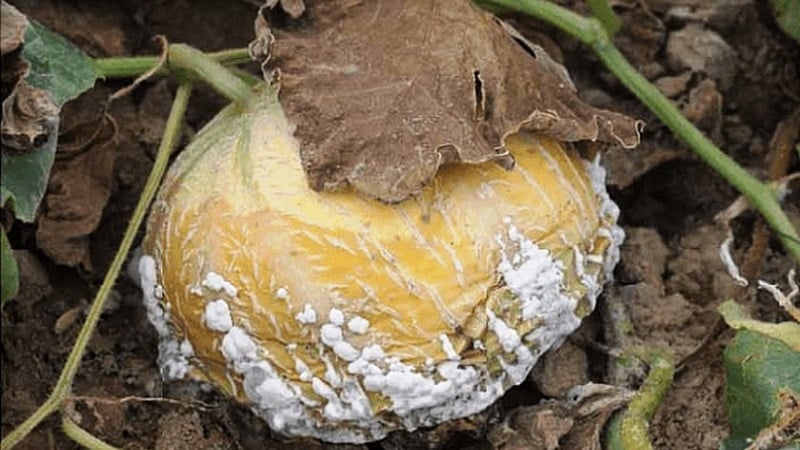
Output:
[[1, 3, 96, 154], [488, 383, 632, 450], [1, 0, 28, 55], [1, 2, 52, 153], [36, 91, 117, 269], [1, 80, 59, 150], [260, 0, 642, 202], [263, 0, 306, 19]]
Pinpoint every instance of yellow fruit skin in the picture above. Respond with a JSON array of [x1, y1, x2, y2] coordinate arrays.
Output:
[[141, 86, 620, 443]]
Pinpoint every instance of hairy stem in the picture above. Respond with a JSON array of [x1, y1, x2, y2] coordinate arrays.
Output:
[[0, 83, 193, 450]]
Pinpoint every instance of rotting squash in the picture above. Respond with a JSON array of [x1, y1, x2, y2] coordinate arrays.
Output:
[[139, 84, 624, 443]]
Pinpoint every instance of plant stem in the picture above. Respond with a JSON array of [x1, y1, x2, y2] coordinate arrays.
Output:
[[62, 416, 121, 450], [490, 0, 596, 42], [586, 0, 621, 37], [482, 0, 800, 264], [605, 348, 675, 450], [94, 47, 251, 79], [619, 349, 674, 450], [0, 83, 193, 450], [168, 44, 253, 106]]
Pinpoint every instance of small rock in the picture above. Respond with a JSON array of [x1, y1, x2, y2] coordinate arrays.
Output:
[[617, 227, 670, 291], [666, 23, 738, 89], [683, 79, 723, 141], [11, 250, 52, 304], [531, 340, 589, 398], [54, 303, 85, 334], [639, 62, 666, 80], [654, 72, 693, 98], [722, 116, 753, 154], [659, 0, 753, 31]]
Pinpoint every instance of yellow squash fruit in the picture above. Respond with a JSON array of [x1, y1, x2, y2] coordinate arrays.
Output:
[[139, 86, 623, 443]]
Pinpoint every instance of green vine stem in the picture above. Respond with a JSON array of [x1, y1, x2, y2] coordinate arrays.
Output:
[[605, 348, 675, 450], [93, 47, 251, 79], [482, 0, 800, 264], [62, 416, 121, 450], [585, 0, 621, 37], [0, 83, 193, 450], [619, 349, 674, 449]]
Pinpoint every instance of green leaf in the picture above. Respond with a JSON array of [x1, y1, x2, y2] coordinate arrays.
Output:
[[771, 0, 800, 43], [722, 329, 800, 449], [1, 130, 58, 223], [1, 227, 19, 305], [718, 300, 800, 351], [1, 17, 97, 222], [21, 20, 97, 107]]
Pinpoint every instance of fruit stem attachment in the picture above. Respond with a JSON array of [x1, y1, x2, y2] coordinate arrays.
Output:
[[480, 0, 800, 264], [0, 83, 193, 450], [167, 44, 252, 105]]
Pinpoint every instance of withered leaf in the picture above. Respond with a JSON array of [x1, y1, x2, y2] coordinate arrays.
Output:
[[2, 2, 96, 152], [1, 1, 58, 152], [262, 0, 642, 202], [487, 383, 633, 450], [35, 89, 118, 269], [1, 0, 27, 55], [263, 0, 305, 19], [1, 80, 59, 150], [1, 3, 97, 224]]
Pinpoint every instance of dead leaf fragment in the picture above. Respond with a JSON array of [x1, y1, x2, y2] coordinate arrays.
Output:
[[260, 0, 642, 202], [36, 90, 118, 269], [1, 80, 59, 150], [488, 383, 633, 450], [744, 389, 800, 450], [264, 0, 305, 19], [1, 2, 59, 152], [1, 0, 28, 55]]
